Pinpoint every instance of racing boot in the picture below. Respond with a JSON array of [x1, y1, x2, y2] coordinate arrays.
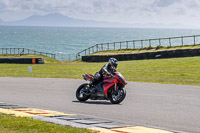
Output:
[[89, 78, 99, 94]]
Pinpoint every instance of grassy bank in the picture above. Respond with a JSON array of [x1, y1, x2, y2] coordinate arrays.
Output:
[[91, 44, 200, 55], [0, 55, 200, 86], [0, 113, 94, 133]]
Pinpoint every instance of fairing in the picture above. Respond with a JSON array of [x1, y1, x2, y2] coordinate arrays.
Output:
[[83, 72, 127, 98], [102, 72, 126, 97], [103, 82, 115, 97]]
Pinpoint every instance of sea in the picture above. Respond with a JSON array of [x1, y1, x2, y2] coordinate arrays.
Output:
[[0, 26, 200, 60]]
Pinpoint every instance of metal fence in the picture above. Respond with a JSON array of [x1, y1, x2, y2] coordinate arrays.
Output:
[[0, 48, 56, 59], [56, 53, 76, 61], [76, 35, 200, 60], [2, 35, 200, 61]]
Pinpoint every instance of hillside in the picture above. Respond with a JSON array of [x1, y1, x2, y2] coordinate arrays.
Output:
[[0, 13, 126, 27]]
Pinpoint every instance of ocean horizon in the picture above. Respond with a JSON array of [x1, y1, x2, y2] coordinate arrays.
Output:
[[1, 26, 200, 60]]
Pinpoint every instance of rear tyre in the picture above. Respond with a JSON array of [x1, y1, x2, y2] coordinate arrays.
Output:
[[76, 83, 90, 101], [109, 88, 126, 104]]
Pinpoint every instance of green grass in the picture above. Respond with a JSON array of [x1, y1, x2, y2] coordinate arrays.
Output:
[[120, 57, 200, 85], [0, 55, 200, 86], [0, 113, 94, 133]]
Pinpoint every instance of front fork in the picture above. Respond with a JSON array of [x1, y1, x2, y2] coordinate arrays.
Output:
[[113, 83, 119, 95]]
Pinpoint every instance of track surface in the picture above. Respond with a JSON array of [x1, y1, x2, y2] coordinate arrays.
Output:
[[0, 77, 200, 133]]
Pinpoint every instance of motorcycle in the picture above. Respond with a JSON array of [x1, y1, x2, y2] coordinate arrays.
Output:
[[76, 72, 127, 104]]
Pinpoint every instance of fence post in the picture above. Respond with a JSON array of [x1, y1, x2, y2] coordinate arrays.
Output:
[[194, 35, 196, 45], [169, 38, 171, 47], [96, 44, 98, 52], [159, 39, 161, 46], [101, 44, 103, 51], [149, 39, 151, 47], [181, 36, 184, 46], [141, 40, 143, 48], [126, 41, 128, 49], [114, 42, 115, 50], [133, 41, 135, 49], [120, 42, 122, 49]]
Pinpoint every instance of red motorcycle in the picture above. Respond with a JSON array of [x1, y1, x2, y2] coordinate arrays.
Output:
[[76, 72, 127, 104]]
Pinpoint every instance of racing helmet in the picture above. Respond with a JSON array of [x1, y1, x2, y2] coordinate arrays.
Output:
[[108, 58, 118, 69]]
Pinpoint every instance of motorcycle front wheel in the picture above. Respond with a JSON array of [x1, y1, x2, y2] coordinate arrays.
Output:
[[76, 83, 90, 101], [109, 88, 126, 104]]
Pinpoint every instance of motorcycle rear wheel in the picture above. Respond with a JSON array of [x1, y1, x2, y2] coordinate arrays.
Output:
[[76, 83, 90, 101], [109, 88, 126, 104]]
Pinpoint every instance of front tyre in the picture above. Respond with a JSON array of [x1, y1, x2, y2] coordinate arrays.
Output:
[[109, 88, 126, 104], [76, 83, 90, 101]]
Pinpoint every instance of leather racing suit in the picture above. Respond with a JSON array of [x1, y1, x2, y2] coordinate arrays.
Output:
[[91, 64, 116, 86]]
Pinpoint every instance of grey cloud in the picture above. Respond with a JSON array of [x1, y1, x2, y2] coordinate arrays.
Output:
[[186, 0, 200, 8], [175, 8, 186, 15], [0, 0, 8, 9], [0, 0, 200, 27], [153, 0, 182, 7]]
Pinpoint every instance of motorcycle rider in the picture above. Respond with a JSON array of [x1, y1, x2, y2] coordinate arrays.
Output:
[[89, 58, 118, 93]]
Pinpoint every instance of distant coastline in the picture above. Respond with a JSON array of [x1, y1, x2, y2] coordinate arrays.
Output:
[[0, 13, 198, 29]]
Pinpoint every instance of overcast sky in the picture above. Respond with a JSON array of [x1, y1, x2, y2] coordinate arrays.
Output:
[[0, 0, 200, 28]]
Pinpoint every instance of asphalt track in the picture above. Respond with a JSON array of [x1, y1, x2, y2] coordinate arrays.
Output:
[[0, 77, 200, 133]]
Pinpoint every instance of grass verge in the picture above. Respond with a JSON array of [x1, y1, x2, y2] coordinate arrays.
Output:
[[91, 44, 200, 55], [0, 55, 200, 86], [0, 113, 94, 133]]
